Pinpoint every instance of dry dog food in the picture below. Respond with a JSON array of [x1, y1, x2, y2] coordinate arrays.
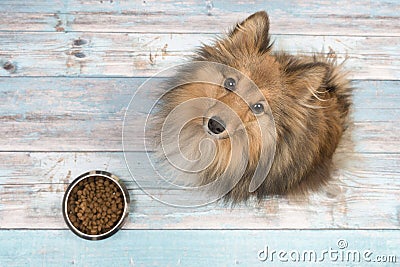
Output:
[[66, 176, 124, 235]]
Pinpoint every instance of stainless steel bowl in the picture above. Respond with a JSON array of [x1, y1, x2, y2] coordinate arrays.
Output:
[[62, 170, 130, 240]]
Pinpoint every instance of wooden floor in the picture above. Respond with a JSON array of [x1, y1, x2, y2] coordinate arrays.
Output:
[[0, 1, 399, 266]]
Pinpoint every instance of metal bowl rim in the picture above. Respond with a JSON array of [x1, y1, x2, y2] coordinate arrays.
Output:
[[62, 170, 130, 240]]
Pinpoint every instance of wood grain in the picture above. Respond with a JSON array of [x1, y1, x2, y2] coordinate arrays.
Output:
[[0, 32, 399, 79]]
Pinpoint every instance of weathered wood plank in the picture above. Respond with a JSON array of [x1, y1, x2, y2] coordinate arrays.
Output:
[[0, 230, 398, 266], [1, 0, 398, 16], [0, 182, 399, 230], [1, 151, 400, 187], [0, 32, 399, 79], [0, 120, 399, 153], [0, 78, 399, 152], [0, 152, 399, 229], [0, 0, 399, 36]]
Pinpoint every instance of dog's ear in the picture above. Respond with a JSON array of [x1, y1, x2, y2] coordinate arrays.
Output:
[[284, 62, 329, 97], [229, 11, 272, 53]]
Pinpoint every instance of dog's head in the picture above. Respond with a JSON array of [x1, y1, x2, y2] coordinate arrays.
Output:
[[196, 11, 330, 137]]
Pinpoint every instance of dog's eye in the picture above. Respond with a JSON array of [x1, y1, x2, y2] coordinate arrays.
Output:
[[223, 77, 236, 91], [251, 103, 265, 114]]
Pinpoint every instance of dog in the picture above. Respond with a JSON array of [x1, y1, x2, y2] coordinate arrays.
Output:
[[152, 11, 352, 203]]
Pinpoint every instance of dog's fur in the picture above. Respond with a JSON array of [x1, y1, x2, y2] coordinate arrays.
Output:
[[153, 11, 352, 203]]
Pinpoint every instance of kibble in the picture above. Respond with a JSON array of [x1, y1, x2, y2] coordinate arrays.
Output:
[[67, 176, 125, 235]]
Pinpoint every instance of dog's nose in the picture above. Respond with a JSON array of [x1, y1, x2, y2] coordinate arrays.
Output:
[[208, 116, 226, 135]]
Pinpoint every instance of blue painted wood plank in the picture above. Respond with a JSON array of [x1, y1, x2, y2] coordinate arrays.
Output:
[[0, 33, 399, 79], [1, 78, 398, 120], [1, 152, 400, 186], [0, 152, 399, 229], [0, 1, 399, 36], [0, 78, 398, 113], [1, 0, 398, 15], [0, 230, 398, 266], [0, 78, 399, 152]]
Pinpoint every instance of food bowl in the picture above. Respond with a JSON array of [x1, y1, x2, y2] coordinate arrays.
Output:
[[62, 170, 130, 240]]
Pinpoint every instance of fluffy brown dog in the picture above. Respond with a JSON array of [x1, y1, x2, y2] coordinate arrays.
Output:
[[153, 11, 352, 203]]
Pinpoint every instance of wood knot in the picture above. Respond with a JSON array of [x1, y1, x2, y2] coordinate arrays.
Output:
[[73, 52, 86, 58], [73, 39, 88, 46], [3, 61, 16, 73]]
